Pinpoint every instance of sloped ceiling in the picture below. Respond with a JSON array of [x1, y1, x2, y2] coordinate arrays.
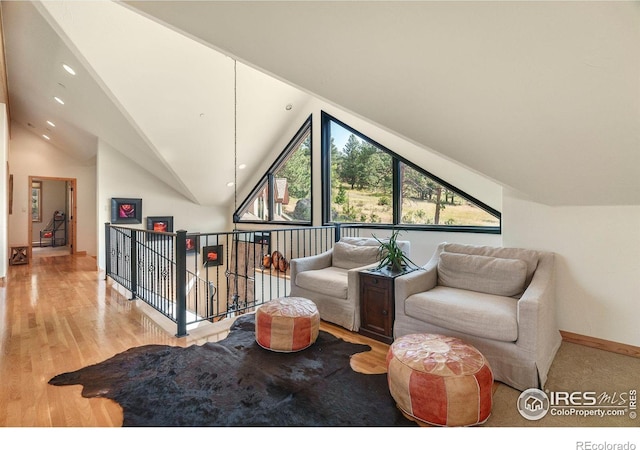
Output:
[[124, 0, 640, 207], [3, 1, 639, 208], [2, 0, 313, 206]]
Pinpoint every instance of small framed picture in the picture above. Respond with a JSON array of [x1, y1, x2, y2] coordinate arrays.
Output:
[[111, 198, 142, 224], [203, 245, 223, 267], [186, 234, 200, 253], [146, 216, 174, 233]]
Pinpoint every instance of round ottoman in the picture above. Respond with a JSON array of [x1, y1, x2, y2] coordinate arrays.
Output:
[[386, 333, 493, 426], [255, 297, 320, 352]]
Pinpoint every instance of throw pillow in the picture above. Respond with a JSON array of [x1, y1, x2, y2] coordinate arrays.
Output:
[[437, 252, 528, 297], [332, 241, 380, 270]]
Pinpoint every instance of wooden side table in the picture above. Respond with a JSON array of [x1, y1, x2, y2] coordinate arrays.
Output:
[[359, 267, 414, 344]]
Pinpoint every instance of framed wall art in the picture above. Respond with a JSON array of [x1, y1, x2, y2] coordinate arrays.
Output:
[[146, 216, 174, 233], [186, 234, 200, 254], [203, 245, 223, 267], [111, 198, 142, 224]]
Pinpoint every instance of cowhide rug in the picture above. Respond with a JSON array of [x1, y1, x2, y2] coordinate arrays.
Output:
[[49, 313, 415, 427]]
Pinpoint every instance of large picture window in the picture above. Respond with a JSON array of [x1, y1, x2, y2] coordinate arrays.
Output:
[[321, 112, 500, 231], [235, 116, 312, 224]]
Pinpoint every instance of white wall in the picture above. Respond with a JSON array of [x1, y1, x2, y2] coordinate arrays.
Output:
[[0, 105, 8, 278], [352, 228, 501, 267], [97, 140, 229, 270], [503, 190, 640, 347], [8, 122, 97, 256]]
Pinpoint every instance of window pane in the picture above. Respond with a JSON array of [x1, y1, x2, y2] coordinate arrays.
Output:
[[32, 180, 42, 222], [237, 179, 269, 222], [400, 163, 499, 227], [328, 120, 392, 223], [273, 133, 311, 221]]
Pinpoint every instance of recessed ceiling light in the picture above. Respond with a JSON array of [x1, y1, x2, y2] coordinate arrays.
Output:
[[42, 135, 50, 140], [54, 96, 65, 105], [285, 104, 293, 111], [62, 64, 76, 75], [46, 120, 56, 127], [226, 181, 234, 187], [238, 164, 247, 170]]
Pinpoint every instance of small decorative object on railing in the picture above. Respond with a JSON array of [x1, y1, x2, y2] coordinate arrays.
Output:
[[278, 256, 289, 273], [271, 251, 283, 270]]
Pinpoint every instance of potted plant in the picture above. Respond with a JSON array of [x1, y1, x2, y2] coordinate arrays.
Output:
[[373, 229, 418, 272]]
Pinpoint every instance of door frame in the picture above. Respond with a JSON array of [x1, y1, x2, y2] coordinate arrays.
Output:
[[27, 176, 77, 261]]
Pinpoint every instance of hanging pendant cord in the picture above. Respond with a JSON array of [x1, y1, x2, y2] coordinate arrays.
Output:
[[233, 59, 238, 231], [232, 59, 239, 308]]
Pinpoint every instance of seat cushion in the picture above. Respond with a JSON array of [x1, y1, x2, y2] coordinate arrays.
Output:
[[295, 266, 349, 299], [437, 252, 528, 297], [404, 286, 518, 342]]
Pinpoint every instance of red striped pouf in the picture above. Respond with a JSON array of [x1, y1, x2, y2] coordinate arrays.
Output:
[[386, 333, 493, 426], [255, 297, 320, 352]]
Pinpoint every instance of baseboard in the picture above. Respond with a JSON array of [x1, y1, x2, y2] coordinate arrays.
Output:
[[560, 330, 640, 358], [73, 251, 87, 256]]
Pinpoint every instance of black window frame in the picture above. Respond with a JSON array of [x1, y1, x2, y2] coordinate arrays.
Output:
[[321, 111, 501, 234], [234, 115, 313, 225]]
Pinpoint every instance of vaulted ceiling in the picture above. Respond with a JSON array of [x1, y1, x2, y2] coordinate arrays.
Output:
[[2, 0, 313, 206], [3, 1, 639, 208]]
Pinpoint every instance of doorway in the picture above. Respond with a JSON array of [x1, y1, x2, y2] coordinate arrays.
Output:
[[28, 176, 77, 261]]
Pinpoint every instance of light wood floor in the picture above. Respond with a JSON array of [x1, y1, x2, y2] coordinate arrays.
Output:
[[0, 253, 390, 427]]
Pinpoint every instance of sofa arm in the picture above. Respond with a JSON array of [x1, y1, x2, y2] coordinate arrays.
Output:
[[289, 250, 333, 285], [516, 252, 557, 352], [395, 262, 437, 299]]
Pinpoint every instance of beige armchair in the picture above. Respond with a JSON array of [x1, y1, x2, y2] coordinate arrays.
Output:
[[290, 236, 410, 331], [394, 242, 561, 391]]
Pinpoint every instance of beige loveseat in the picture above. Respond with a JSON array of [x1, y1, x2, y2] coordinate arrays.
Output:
[[290, 237, 410, 331], [394, 242, 561, 391]]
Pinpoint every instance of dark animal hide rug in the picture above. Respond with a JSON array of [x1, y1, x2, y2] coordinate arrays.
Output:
[[49, 314, 415, 427]]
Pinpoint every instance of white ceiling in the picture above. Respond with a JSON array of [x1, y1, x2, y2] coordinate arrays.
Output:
[[2, 0, 313, 206], [3, 1, 639, 208]]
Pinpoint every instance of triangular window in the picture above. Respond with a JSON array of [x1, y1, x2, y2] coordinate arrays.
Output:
[[235, 116, 312, 224], [321, 112, 500, 230]]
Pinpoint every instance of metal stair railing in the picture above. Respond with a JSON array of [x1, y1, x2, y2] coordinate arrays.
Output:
[[105, 223, 367, 337]]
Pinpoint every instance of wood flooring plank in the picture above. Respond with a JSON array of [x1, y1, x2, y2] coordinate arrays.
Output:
[[0, 253, 393, 427]]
